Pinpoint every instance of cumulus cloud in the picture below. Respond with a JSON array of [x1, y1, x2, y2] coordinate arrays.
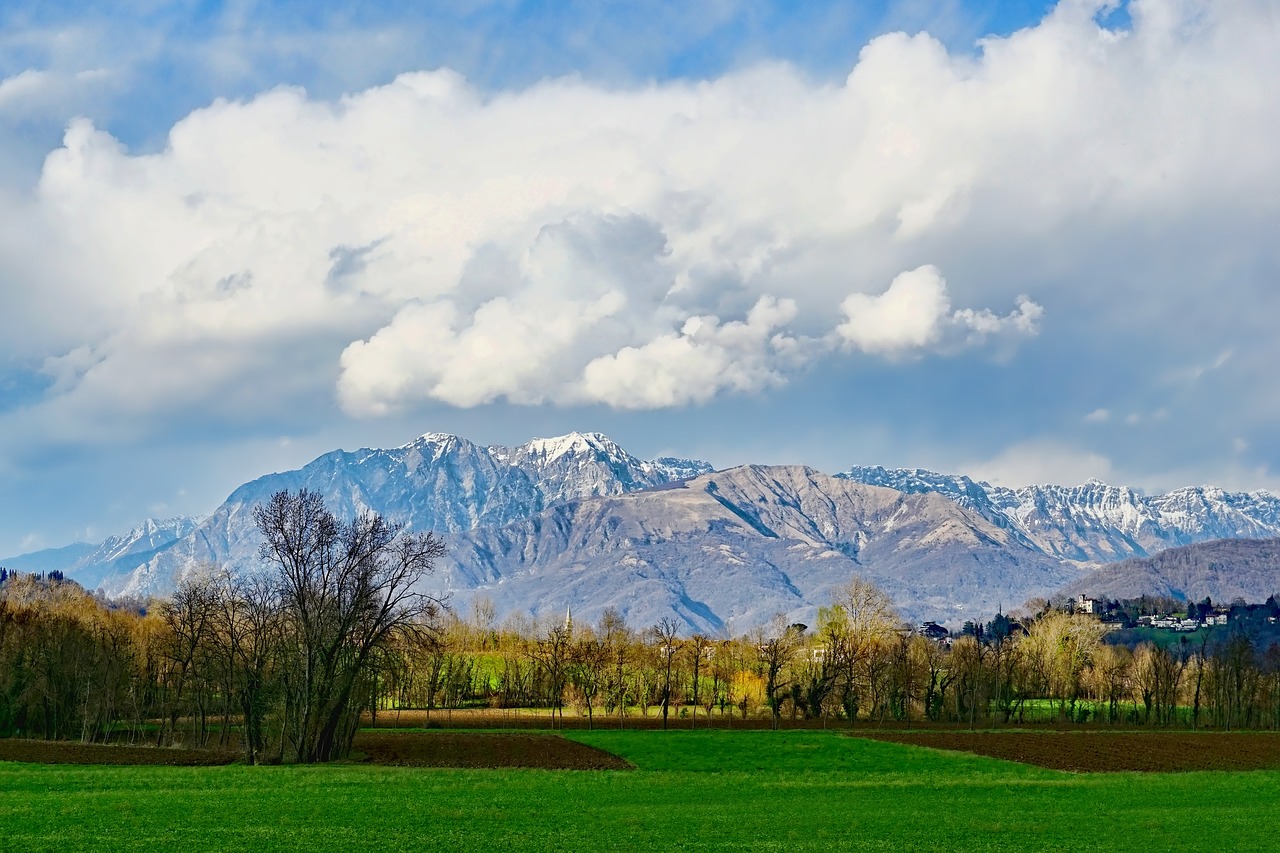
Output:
[[579, 296, 804, 409], [834, 265, 1041, 356], [337, 212, 817, 412], [0, 0, 1275, 446]]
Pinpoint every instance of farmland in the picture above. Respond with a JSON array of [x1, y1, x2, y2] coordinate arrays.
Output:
[[3, 730, 1279, 852]]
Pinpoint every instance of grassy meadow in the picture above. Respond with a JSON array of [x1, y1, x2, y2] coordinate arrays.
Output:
[[2, 730, 1278, 851]]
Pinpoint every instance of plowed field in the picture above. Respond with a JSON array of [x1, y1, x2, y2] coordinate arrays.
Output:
[[0, 733, 630, 770], [854, 730, 1280, 772], [353, 731, 632, 769], [0, 739, 237, 766]]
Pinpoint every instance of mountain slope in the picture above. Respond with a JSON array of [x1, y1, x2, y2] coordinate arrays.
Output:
[[1057, 538, 1280, 604], [33, 431, 1277, 626], [442, 465, 1084, 631]]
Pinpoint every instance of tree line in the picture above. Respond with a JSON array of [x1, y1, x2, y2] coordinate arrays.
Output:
[[4, 492, 1280, 763], [0, 490, 444, 763]]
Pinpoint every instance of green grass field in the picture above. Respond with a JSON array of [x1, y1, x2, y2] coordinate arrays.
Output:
[[2, 731, 1278, 851]]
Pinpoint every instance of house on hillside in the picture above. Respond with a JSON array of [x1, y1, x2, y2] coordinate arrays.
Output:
[[1075, 594, 1102, 615]]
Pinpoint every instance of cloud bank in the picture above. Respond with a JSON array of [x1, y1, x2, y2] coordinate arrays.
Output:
[[0, 0, 1275, 473]]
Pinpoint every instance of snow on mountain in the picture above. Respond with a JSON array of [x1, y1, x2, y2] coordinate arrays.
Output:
[[0, 517, 202, 591], [114, 432, 714, 599], [837, 467, 1280, 563]]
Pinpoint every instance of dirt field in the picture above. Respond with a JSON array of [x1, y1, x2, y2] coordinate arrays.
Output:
[[0, 732, 629, 770], [854, 730, 1280, 772], [0, 739, 238, 766], [352, 731, 632, 770]]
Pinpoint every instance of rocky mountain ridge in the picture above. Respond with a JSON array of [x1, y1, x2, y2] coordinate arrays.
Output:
[[441, 464, 1082, 631], [837, 466, 1280, 563]]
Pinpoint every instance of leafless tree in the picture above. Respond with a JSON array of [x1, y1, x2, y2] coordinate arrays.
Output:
[[528, 622, 572, 727], [650, 617, 682, 730], [157, 571, 220, 746], [255, 489, 445, 763], [686, 633, 711, 725], [756, 616, 802, 730], [569, 634, 610, 729]]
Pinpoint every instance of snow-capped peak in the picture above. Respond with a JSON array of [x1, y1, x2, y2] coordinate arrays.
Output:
[[520, 432, 618, 462]]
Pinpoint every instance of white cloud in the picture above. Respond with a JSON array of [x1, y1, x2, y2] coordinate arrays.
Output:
[[579, 296, 803, 409], [834, 265, 1041, 356], [337, 211, 817, 412], [0, 0, 1274, 443]]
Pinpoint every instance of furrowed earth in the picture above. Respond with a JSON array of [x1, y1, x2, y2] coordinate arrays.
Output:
[[0, 732, 630, 770], [6, 729, 1280, 773], [353, 731, 633, 769], [0, 739, 238, 766]]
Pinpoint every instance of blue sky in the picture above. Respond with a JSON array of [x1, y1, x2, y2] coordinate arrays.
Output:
[[1, 0, 1277, 556]]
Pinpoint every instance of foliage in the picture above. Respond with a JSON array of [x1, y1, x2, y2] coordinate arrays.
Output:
[[7, 565, 1280, 749]]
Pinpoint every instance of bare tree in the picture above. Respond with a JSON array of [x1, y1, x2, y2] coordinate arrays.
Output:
[[569, 634, 610, 729], [528, 622, 572, 727], [211, 570, 283, 764], [686, 634, 711, 726], [650, 617, 682, 730], [596, 608, 632, 726], [157, 571, 220, 746], [756, 616, 802, 730], [255, 489, 445, 763], [822, 577, 899, 726]]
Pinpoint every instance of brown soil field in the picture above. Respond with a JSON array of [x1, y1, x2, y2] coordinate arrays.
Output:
[[854, 730, 1280, 772], [352, 731, 632, 770], [0, 739, 238, 766]]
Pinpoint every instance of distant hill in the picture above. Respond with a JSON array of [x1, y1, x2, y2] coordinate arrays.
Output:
[[1057, 538, 1280, 604], [0, 542, 96, 576]]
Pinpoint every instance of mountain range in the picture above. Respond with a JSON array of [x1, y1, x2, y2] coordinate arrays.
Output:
[[4, 431, 1279, 629], [837, 467, 1280, 563]]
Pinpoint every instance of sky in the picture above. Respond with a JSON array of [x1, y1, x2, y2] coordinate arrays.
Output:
[[1, 0, 1278, 556]]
